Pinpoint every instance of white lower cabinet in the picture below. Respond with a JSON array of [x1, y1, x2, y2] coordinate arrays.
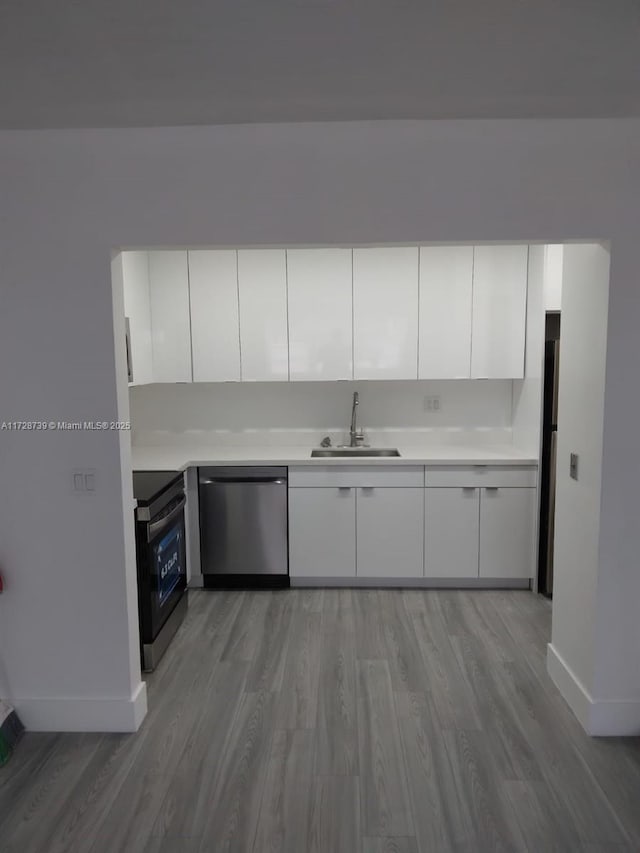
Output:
[[479, 487, 536, 579], [288, 485, 423, 579], [288, 487, 356, 578], [356, 488, 424, 578], [424, 484, 536, 580], [289, 466, 536, 584], [425, 487, 480, 579]]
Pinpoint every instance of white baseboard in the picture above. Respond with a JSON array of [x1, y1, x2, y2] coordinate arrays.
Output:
[[15, 680, 148, 733], [547, 644, 640, 736], [547, 643, 592, 731], [291, 577, 531, 589], [589, 697, 640, 736]]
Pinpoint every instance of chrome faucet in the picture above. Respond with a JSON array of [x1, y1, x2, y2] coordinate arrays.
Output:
[[349, 391, 364, 447]]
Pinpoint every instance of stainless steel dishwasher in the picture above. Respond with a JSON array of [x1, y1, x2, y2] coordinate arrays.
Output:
[[198, 467, 289, 589]]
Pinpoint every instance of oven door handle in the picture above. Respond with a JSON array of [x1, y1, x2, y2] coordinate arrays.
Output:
[[148, 495, 186, 540]]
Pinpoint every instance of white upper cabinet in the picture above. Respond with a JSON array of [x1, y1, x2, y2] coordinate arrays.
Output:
[[188, 250, 241, 382], [287, 248, 353, 381], [137, 243, 530, 385], [418, 246, 473, 379], [122, 251, 153, 385], [237, 249, 289, 381], [471, 245, 528, 379], [353, 247, 419, 380], [148, 251, 192, 383]]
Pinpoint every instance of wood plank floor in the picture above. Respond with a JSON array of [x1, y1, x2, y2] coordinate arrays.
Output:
[[1, 589, 640, 852]]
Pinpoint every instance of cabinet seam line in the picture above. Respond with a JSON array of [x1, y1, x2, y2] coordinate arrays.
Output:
[[470, 246, 475, 378], [477, 487, 481, 578], [422, 480, 426, 578], [236, 250, 243, 381], [416, 246, 421, 379], [523, 244, 530, 378], [351, 249, 355, 380], [354, 487, 358, 577], [145, 251, 155, 382], [186, 251, 194, 382], [285, 249, 291, 382]]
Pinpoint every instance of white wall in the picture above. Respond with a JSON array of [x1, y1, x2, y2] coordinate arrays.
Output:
[[1, 119, 640, 732], [591, 236, 640, 734], [548, 244, 610, 730], [0, 244, 147, 731], [129, 380, 513, 447]]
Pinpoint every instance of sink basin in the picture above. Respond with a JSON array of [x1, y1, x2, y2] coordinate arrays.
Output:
[[311, 448, 401, 458]]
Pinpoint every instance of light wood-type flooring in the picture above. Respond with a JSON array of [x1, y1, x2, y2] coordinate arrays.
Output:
[[1, 589, 640, 852]]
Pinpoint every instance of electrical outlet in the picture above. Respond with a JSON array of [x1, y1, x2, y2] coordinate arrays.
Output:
[[424, 395, 441, 413]]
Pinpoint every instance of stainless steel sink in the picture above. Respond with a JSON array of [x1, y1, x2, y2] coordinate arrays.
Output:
[[311, 448, 401, 458]]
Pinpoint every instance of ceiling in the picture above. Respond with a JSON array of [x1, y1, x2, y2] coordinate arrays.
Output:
[[1, 0, 639, 129]]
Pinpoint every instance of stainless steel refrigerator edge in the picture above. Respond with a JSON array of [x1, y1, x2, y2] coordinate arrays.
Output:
[[198, 467, 289, 588]]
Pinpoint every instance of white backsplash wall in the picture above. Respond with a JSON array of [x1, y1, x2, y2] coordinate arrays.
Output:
[[130, 380, 514, 446]]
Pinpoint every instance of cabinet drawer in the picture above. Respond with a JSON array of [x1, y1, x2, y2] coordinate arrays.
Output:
[[425, 465, 537, 488], [289, 465, 424, 488]]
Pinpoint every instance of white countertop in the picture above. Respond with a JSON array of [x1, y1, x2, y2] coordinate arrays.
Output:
[[131, 443, 538, 471]]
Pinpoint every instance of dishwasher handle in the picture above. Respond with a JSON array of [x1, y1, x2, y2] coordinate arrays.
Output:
[[200, 476, 286, 485]]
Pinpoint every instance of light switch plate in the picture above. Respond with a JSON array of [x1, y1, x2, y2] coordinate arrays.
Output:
[[570, 453, 579, 481], [72, 468, 97, 494]]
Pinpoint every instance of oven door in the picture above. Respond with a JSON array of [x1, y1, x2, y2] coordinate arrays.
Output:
[[138, 494, 187, 643]]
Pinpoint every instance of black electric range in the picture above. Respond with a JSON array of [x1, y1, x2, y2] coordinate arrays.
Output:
[[133, 470, 188, 671]]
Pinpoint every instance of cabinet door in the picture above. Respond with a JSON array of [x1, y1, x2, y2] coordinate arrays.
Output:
[[356, 488, 424, 578], [289, 488, 356, 578], [189, 250, 241, 382], [237, 249, 289, 381], [471, 245, 528, 379], [479, 487, 536, 579], [425, 487, 479, 578], [353, 247, 419, 380], [419, 246, 473, 379], [287, 248, 353, 381], [122, 251, 153, 385], [148, 251, 192, 382]]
